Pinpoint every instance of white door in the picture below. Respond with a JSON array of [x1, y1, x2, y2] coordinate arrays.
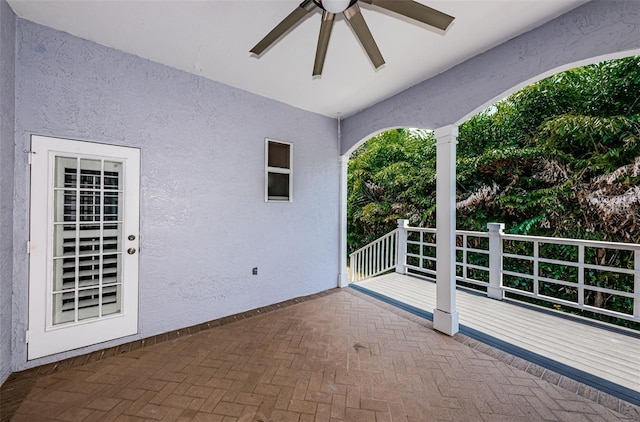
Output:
[[28, 135, 140, 360]]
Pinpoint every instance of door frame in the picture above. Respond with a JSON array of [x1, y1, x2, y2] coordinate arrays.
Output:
[[28, 135, 141, 360]]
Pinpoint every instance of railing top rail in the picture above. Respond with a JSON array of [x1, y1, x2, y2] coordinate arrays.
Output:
[[349, 229, 398, 256], [406, 227, 437, 233], [501, 233, 640, 250], [402, 225, 639, 251], [456, 230, 490, 238]]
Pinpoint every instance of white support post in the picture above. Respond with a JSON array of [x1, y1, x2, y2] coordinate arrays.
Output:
[[433, 125, 459, 336], [395, 219, 409, 275], [339, 155, 349, 287], [487, 223, 505, 300]]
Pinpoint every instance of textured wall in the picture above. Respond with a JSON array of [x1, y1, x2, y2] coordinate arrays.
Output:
[[341, 0, 640, 154], [0, 0, 15, 385], [13, 19, 339, 370]]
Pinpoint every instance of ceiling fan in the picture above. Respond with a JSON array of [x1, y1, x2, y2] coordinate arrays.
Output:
[[250, 0, 455, 76]]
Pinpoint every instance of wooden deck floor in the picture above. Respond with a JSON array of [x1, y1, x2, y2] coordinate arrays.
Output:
[[353, 272, 640, 405]]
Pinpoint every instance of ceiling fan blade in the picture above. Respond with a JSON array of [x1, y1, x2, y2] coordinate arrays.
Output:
[[361, 0, 454, 31], [250, 0, 317, 55], [313, 11, 336, 76], [344, 3, 385, 69]]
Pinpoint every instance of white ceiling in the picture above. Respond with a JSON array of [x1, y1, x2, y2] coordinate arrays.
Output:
[[8, 0, 587, 118]]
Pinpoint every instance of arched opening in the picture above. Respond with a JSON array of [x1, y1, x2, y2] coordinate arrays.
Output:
[[341, 54, 640, 330]]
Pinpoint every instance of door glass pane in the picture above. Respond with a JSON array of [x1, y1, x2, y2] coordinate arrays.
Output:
[[78, 255, 101, 288], [102, 285, 121, 316], [55, 157, 77, 188], [52, 292, 75, 325], [78, 223, 102, 255], [102, 254, 120, 284], [78, 288, 100, 321], [104, 161, 122, 190], [54, 190, 76, 223], [79, 191, 100, 222], [103, 192, 122, 221], [53, 258, 75, 292], [53, 224, 77, 257], [51, 156, 124, 326], [103, 223, 122, 253], [79, 159, 101, 189]]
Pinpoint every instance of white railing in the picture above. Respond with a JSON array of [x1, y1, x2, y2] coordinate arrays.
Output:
[[351, 220, 640, 323], [349, 228, 398, 283], [499, 232, 640, 322], [404, 227, 436, 278]]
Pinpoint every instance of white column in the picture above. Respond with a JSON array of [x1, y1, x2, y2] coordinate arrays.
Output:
[[395, 219, 409, 275], [433, 125, 459, 335], [338, 155, 349, 287], [487, 223, 505, 300]]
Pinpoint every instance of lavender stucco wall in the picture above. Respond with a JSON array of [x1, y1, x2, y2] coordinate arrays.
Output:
[[12, 19, 339, 370], [0, 0, 15, 385], [341, 0, 640, 154]]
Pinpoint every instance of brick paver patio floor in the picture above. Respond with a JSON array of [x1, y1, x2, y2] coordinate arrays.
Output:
[[2, 288, 638, 421]]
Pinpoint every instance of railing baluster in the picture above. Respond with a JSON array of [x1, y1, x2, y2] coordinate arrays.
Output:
[[372, 242, 376, 276], [424, 231, 428, 270], [533, 241, 539, 296], [370, 244, 374, 277], [366, 245, 369, 278], [376, 241, 379, 275], [386, 235, 390, 270], [635, 249, 640, 319], [383, 236, 387, 272], [578, 245, 585, 307], [375, 241, 380, 275], [389, 234, 392, 266], [384, 235, 389, 270], [463, 233, 467, 280], [422, 230, 424, 268], [391, 232, 396, 269], [381, 237, 385, 272]]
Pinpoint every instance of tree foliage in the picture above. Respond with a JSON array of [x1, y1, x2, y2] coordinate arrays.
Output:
[[348, 56, 640, 250], [348, 129, 437, 249]]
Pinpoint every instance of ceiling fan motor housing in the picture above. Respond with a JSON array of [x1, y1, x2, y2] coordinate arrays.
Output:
[[314, 0, 358, 13]]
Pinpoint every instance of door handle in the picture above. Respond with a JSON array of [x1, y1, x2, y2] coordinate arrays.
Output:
[[127, 248, 136, 255]]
